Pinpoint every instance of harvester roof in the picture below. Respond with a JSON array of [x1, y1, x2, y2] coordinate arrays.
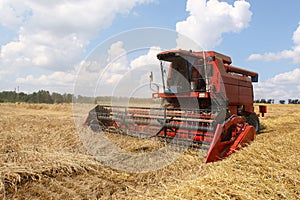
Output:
[[157, 49, 203, 62], [157, 49, 232, 65]]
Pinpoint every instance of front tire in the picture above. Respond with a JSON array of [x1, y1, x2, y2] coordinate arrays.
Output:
[[89, 119, 102, 132], [247, 114, 260, 134]]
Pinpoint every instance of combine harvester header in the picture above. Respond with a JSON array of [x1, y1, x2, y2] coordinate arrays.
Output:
[[84, 49, 267, 163]]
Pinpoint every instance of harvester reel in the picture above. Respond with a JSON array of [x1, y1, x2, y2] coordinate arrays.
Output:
[[156, 116, 177, 136]]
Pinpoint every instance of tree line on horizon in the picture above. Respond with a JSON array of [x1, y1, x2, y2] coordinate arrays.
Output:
[[0, 90, 73, 104], [1, 90, 299, 104], [0, 90, 156, 104], [254, 99, 300, 104]]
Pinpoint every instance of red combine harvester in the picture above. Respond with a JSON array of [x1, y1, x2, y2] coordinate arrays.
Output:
[[84, 50, 266, 163]]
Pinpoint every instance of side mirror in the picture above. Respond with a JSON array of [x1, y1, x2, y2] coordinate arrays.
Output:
[[251, 75, 258, 82], [149, 71, 159, 92], [150, 71, 153, 82]]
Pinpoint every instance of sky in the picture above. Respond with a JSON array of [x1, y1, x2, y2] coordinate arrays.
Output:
[[0, 0, 300, 102]]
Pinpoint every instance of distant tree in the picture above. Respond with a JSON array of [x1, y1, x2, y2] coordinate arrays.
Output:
[[37, 90, 53, 103], [260, 99, 267, 103], [267, 99, 272, 104], [279, 100, 285, 104], [28, 92, 38, 103], [63, 93, 73, 103], [288, 99, 299, 104], [0, 91, 17, 102], [0, 90, 75, 103], [52, 92, 63, 103], [27, 90, 53, 103], [18, 92, 29, 102], [266, 99, 274, 104]]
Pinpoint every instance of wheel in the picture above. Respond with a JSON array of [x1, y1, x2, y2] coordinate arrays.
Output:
[[89, 119, 102, 132], [246, 114, 260, 133]]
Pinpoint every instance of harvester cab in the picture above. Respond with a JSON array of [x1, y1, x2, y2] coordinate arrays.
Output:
[[158, 50, 207, 94], [84, 49, 266, 163], [152, 50, 213, 109]]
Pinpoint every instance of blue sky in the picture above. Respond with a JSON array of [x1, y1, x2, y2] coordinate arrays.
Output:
[[0, 0, 300, 101]]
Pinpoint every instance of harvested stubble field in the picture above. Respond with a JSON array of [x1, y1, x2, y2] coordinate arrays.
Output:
[[0, 103, 299, 199]]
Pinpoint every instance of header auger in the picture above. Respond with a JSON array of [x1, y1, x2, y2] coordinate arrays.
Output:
[[84, 49, 266, 163]]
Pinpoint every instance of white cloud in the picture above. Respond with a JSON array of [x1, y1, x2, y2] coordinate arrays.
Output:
[[106, 41, 128, 72], [75, 43, 164, 96], [99, 44, 162, 88], [176, 0, 252, 49], [0, 0, 156, 93], [17, 40, 130, 95], [248, 24, 300, 64], [254, 68, 300, 100], [73, 40, 130, 97], [272, 68, 300, 84], [0, 0, 26, 27], [130, 46, 163, 88], [102, 41, 129, 83], [130, 46, 161, 69], [0, 0, 156, 70], [96, 43, 162, 87], [16, 71, 75, 86], [0, 69, 12, 80], [248, 23, 300, 101], [15, 71, 76, 93]]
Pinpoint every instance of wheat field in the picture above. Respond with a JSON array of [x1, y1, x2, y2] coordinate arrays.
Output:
[[0, 103, 299, 199]]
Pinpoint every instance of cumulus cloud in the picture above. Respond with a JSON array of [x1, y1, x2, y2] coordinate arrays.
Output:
[[75, 42, 164, 97], [99, 44, 162, 89], [0, 0, 156, 93], [130, 46, 163, 90], [15, 71, 76, 93], [95, 43, 162, 87], [0, 0, 255, 94], [176, 0, 252, 49], [1, 30, 86, 70], [34, 41, 162, 96], [254, 68, 300, 100], [101, 41, 129, 84], [16, 71, 75, 86], [106, 41, 129, 73], [0, 0, 26, 27], [0, 0, 156, 72], [248, 24, 300, 64], [130, 46, 161, 69]]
